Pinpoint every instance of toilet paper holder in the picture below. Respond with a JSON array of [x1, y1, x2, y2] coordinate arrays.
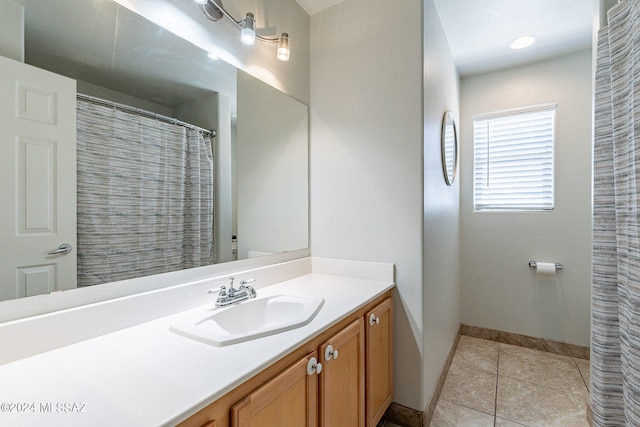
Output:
[[528, 261, 563, 270]]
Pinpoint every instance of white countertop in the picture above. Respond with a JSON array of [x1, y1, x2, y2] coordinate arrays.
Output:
[[0, 272, 394, 426]]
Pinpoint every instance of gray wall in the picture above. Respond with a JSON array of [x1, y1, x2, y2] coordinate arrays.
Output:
[[310, 0, 424, 410], [310, 0, 462, 411], [0, 0, 23, 61], [460, 50, 593, 347], [423, 0, 462, 405]]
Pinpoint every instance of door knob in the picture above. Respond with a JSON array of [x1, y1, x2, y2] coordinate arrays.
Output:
[[369, 313, 380, 326], [325, 345, 338, 361], [48, 243, 72, 255], [307, 357, 322, 375]]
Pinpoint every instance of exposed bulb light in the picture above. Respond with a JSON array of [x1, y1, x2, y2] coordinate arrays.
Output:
[[510, 35, 536, 50], [240, 13, 256, 45], [196, 2, 291, 61], [277, 33, 290, 61]]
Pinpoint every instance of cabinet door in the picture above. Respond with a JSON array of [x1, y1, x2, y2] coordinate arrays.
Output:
[[319, 318, 365, 427], [231, 352, 318, 427], [365, 298, 393, 427]]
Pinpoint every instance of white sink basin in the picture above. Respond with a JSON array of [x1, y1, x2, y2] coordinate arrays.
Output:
[[169, 292, 324, 346]]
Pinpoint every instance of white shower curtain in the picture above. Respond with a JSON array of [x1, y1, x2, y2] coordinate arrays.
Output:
[[76, 99, 214, 287], [593, 0, 640, 424]]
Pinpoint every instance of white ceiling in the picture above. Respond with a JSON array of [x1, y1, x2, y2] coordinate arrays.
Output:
[[18, 0, 239, 109], [295, 0, 344, 16], [296, 0, 593, 76], [433, 0, 593, 76]]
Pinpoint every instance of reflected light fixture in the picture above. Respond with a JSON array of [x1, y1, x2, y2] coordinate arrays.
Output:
[[194, 0, 290, 61], [240, 13, 256, 45], [510, 35, 536, 50], [277, 33, 290, 61]]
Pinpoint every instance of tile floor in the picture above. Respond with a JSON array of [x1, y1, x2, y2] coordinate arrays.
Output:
[[382, 336, 591, 427]]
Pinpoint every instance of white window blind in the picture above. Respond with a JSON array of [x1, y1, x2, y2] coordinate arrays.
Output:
[[473, 104, 556, 211]]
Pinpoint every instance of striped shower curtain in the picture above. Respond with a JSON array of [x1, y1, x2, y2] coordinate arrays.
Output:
[[76, 99, 214, 287], [593, 1, 640, 425]]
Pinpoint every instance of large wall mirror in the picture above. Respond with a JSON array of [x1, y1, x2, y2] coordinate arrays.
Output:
[[0, 0, 309, 311]]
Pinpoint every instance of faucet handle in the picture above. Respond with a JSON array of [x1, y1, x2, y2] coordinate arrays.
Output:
[[238, 279, 257, 298], [218, 285, 227, 297], [208, 285, 224, 295]]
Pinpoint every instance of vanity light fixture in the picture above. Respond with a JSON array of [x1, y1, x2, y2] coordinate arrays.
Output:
[[510, 35, 536, 50], [194, 0, 291, 61], [240, 13, 256, 45]]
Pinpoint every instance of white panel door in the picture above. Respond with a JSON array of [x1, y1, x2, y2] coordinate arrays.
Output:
[[0, 55, 77, 301]]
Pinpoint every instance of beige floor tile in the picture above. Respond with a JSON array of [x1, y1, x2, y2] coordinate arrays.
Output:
[[440, 363, 497, 415], [495, 417, 528, 426], [574, 358, 590, 390], [451, 336, 500, 374], [431, 399, 495, 427], [496, 376, 590, 427], [498, 343, 587, 393]]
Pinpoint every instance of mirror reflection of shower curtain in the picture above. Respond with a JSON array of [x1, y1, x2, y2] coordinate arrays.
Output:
[[76, 99, 214, 287]]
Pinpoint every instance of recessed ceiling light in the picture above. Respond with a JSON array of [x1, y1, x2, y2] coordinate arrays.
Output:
[[510, 35, 536, 50]]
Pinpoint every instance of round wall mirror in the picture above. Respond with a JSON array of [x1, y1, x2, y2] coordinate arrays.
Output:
[[441, 111, 458, 185]]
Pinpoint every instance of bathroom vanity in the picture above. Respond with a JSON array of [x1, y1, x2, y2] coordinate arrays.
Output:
[[0, 258, 394, 427], [180, 290, 392, 427], [180, 292, 392, 427]]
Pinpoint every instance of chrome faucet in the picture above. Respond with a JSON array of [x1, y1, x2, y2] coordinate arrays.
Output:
[[211, 277, 256, 307]]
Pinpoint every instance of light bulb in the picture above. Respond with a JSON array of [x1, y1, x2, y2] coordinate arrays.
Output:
[[510, 35, 536, 50], [277, 33, 290, 61], [240, 13, 256, 45]]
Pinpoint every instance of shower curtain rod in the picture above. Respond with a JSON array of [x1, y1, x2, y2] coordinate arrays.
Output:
[[76, 93, 216, 138]]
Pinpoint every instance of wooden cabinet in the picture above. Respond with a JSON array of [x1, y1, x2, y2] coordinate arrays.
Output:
[[178, 291, 393, 427], [319, 318, 365, 427], [232, 319, 366, 427], [365, 298, 393, 427], [232, 353, 318, 427]]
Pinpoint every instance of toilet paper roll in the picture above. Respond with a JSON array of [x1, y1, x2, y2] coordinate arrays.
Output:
[[536, 262, 556, 275]]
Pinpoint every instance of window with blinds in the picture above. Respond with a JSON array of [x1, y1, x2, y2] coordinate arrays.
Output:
[[473, 104, 556, 211]]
